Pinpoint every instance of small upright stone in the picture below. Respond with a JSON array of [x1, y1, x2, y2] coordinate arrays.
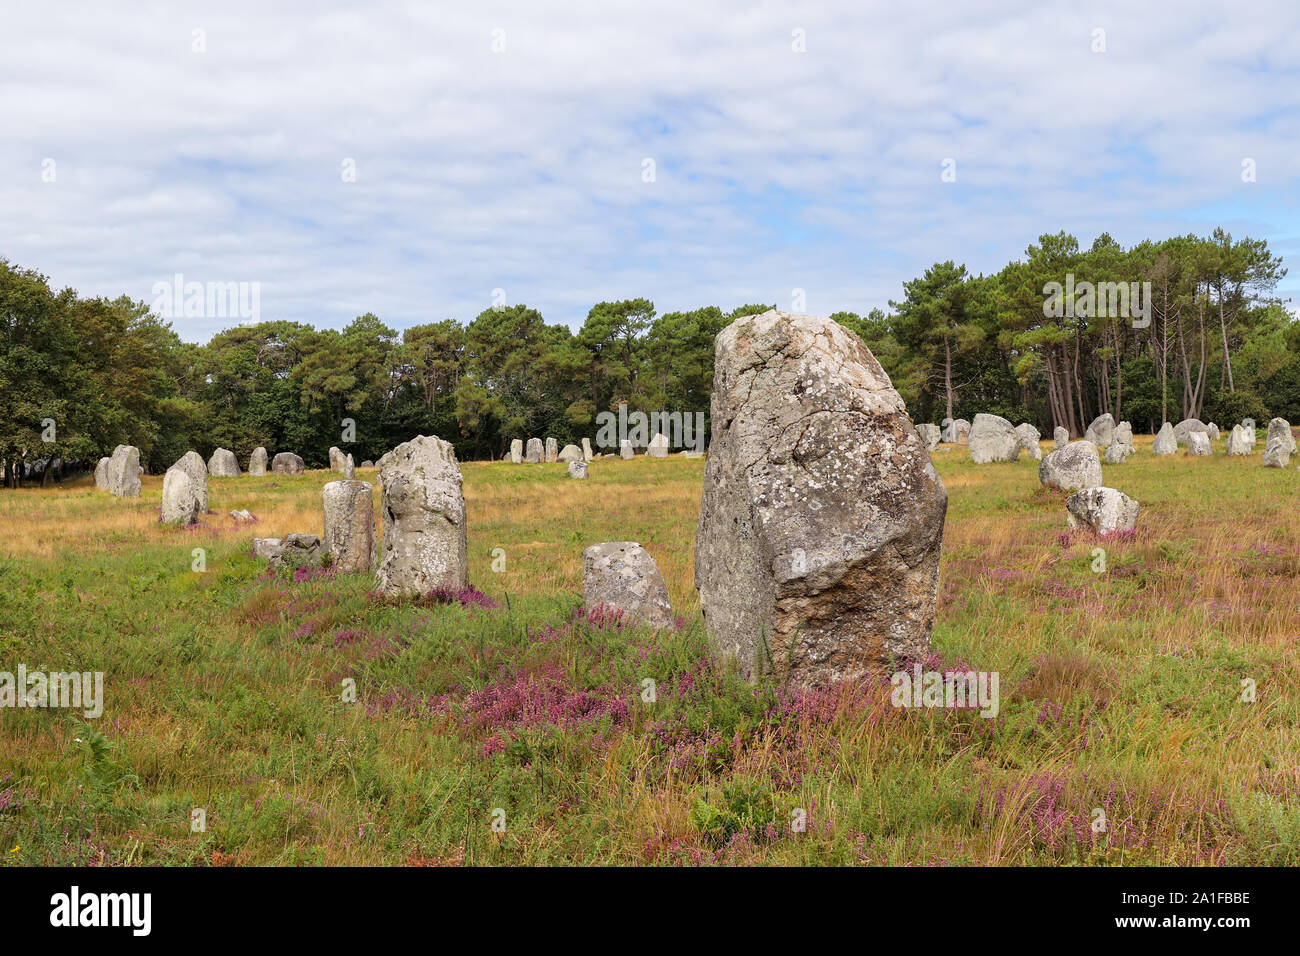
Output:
[[1174, 419, 1208, 446], [620, 440, 634, 460], [1153, 422, 1177, 455], [558, 444, 583, 463], [969, 414, 1021, 463], [567, 460, 588, 479], [545, 437, 558, 463], [208, 448, 240, 477], [94, 457, 110, 490], [375, 435, 468, 598], [583, 542, 674, 629], [322, 480, 376, 574], [329, 446, 344, 472], [1242, 422, 1257, 448], [1053, 426, 1069, 448], [343, 453, 356, 479], [1267, 418, 1296, 453], [1114, 421, 1133, 447], [161, 451, 209, 524], [582, 437, 594, 461], [917, 424, 942, 451], [1014, 423, 1042, 460], [271, 452, 305, 475], [107, 445, 142, 497], [1187, 432, 1212, 456], [1104, 442, 1134, 464], [525, 438, 543, 464], [1206, 422, 1221, 442], [647, 433, 670, 458], [510, 439, 523, 464], [946, 419, 970, 444], [1065, 487, 1139, 534], [1226, 425, 1251, 456], [249, 447, 268, 476], [1039, 441, 1102, 492]]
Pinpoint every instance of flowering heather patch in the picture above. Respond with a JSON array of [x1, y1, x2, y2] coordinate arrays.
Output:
[[457, 660, 632, 740], [293, 563, 340, 584]]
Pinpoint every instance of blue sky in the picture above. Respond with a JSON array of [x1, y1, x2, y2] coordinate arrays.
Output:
[[1, 0, 1297, 342]]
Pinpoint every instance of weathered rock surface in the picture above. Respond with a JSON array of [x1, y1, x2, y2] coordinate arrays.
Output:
[[255, 532, 324, 569], [161, 451, 209, 524], [582, 437, 594, 461], [917, 424, 942, 451], [1014, 423, 1042, 460], [583, 542, 674, 628], [1039, 441, 1103, 492], [1104, 442, 1134, 464], [969, 414, 1021, 464], [695, 309, 947, 685], [375, 435, 468, 598], [1263, 434, 1292, 468], [107, 445, 141, 497], [1242, 422, 1257, 448], [510, 439, 523, 464], [329, 447, 344, 472], [1083, 413, 1115, 448], [94, 457, 110, 490], [558, 443, 583, 463], [647, 433, 670, 458], [322, 480, 376, 574], [1153, 422, 1177, 455], [1114, 421, 1133, 447], [1065, 487, 1140, 534], [249, 447, 268, 476], [525, 438, 543, 464], [343, 454, 355, 479], [945, 419, 970, 443], [1226, 425, 1252, 456], [207, 448, 239, 477], [1174, 419, 1208, 446], [1187, 432, 1212, 456], [545, 437, 558, 463], [619, 440, 634, 460], [1268, 418, 1297, 454], [1206, 422, 1220, 442], [360, 460, 374, 468], [567, 460, 588, 479], [271, 452, 305, 475], [1053, 426, 1069, 448]]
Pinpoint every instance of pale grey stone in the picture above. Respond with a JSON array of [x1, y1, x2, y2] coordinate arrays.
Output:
[[1174, 419, 1208, 446], [647, 433, 670, 458], [1226, 424, 1252, 455], [1066, 487, 1139, 534], [94, 457, 110, 490], [1153, 422, 1177, 455], [107, 445, 141, 497], [582, 437, 594, 461], [525, 438, 543, 464], [583, 542, 674, 629], [558, 443, 583, 463], [620, 440, 634, 460], [1014, 423, 1042, 460], [1104, 442, 1134, 464], [945, 418, 970, 443], [916, 423, 942, 451], [1039, 441, 1103, 492], [207, 448, 240, 477], [161, 451, 208, 524], [1083, 413, 1115, 448], [695, 309, 946, 685], [1188, 432, 1212, 456], [1053, 426, 1069, 448], [1206, 422, 1220, 442], [969, 413, 1021, 463], [343, 453, 355, 479], [510, 438, 523, 464], [375, 435, 468, 598], [329, 446, 344, 472], [249, 447, 268, 476], [545, 437, 558, 463], [322, 480, 376, 574], [271, 452, 304, 475], [567, 460, 588, 479]]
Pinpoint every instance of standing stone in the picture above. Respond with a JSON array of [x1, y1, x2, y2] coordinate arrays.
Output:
[[969, 414, 1021, 464], [619, 440, 634, 460], [567, 460, 588, 479], [917, 424, 942, 451], [1187, 432, 1212, 456], [1083, 413, 1115, 448], [1104, 442, 1134, 464], [343, 453, 356, 479], [945, 419, 971, 444], [161, 451, 209, 523], [1242, 421, 1257, 448], [94, 457, 110, 490], [647, 433, 670, 458], [208, 448, 240, 477], [1263, 435, 1292, 468], [510, 439, 523, 464], [329, 447, 344, 472], [695, 309, 947, 685], [582, 437, 594, 461], [360, 461, 374, 468], [271, 452, 305, 475], [1014, 423, 1042, 460], [249, 447, 268, 476], [375, 435, 468, 598], [1065, 487, 1140, 534], [107, 445, 142, 498], [525, 438, 543, 464], [1114, 421, 1133, 447], [1153, 422, 1177, 456], [1267, 418, 1296, 454], [558, 443, 583, 463], [1039, 441, 1103, 492], [1174, 419, 1208, 446], [583, 542, 674, 629], [1206, 423, 1221, 442], [1053, 426, 1069, 449], [1226, 425, 1251, 456], [545, 437, 558, 463], [322, 480, 377, 574]]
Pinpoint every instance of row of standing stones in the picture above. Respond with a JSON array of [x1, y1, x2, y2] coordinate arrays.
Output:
[[240, 309, 948, 686], [506, 434, 704, 473], [914, 410, 1297, 538]]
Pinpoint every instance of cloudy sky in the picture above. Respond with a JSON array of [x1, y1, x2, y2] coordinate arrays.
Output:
[[2, 0, 1297, 342]]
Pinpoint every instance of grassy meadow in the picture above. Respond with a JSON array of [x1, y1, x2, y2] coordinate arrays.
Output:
[[2, 440, 1299, 866]]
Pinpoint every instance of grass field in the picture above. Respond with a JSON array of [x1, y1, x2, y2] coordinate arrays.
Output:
[[2, 439, 1299, 866]]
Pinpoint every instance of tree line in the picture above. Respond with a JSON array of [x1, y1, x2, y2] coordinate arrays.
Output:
[[1, 227, 1291, 486]]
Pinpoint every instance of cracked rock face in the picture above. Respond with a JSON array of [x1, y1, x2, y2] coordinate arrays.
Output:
[[375, 435, 468, 598], [694, 309, 947, 686], [322, 480, 376, 574], [582, 438, 594, 461], [107, 445, 141, 497], [1039, 441, 1102, 492], [161, 451, 209, 524], [583, 542, 674, 627]]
